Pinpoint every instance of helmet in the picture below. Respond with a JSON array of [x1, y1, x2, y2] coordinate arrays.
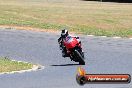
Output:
[[61, 29, 68, 38]]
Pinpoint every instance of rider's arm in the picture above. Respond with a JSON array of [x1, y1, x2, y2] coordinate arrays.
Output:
[[58, 37, 63, 50], [58, 37, 62, 43]]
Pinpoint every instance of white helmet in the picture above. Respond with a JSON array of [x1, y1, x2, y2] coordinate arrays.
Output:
[[61, 29, 68, 38]]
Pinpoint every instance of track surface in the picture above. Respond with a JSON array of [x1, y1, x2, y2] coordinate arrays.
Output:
[[0, 29, 132, 88]]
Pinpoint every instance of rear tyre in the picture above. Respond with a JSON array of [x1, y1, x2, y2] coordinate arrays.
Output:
[[74, 50, 85, 65]]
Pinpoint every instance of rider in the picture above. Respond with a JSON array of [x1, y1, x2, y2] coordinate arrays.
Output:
[[58, 29, 81, 57]]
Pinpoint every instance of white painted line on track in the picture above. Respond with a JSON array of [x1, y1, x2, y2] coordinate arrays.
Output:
[[85, 35, 132, 40], [87, 35, 94, 37], [112, 37, 121, 39], [100, 36, 107, 38]]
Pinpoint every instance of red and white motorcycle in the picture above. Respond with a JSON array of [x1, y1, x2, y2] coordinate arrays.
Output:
[[62, 36, 85, 65]]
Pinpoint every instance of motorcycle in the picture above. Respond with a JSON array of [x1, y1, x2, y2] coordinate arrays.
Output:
[[63, 36, 85, 65]]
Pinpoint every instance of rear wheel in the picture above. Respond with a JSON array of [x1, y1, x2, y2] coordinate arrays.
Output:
[[74, 50, 85, 65]]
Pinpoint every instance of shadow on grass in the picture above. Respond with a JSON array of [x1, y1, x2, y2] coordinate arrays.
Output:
[[51, 63, 80, 66]]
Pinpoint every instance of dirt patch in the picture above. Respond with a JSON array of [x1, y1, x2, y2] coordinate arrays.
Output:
[[0, 25, 79, 36], [0, 25, 60, 34]]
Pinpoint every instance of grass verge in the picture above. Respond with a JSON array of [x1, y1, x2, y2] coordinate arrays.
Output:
[[0, 0, 132, 37], [0, 57, 33, 73]]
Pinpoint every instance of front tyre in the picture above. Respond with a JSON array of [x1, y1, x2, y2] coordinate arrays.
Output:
[[74, 50, 85, 65]]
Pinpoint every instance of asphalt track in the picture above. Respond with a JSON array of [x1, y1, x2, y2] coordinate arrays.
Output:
[[0, 28, 132, 88]]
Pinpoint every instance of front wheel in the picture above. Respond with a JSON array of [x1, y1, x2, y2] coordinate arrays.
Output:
[[74, 50, 85, 65]]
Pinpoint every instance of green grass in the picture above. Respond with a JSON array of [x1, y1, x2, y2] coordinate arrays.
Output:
[[0, 0, 132, 37], [0, 57, 33, 73]]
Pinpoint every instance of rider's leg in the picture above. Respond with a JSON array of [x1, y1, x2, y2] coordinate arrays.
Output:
[[62, 47, 69, 57]]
